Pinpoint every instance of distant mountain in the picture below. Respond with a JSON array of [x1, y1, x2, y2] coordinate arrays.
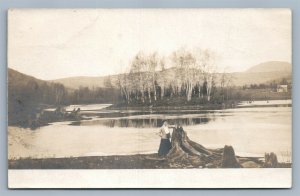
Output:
[[51, 68, 179, 89], [229, 71, 291, 86], [246, 61, 291, 73], [51, 61, 292, 88], [234, 61, 292, 85]]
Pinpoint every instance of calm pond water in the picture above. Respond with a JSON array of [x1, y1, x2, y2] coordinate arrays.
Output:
[[8, 100, 292, 162]]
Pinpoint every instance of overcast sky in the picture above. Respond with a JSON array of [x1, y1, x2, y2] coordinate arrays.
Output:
[[8, 9, 291, 80]]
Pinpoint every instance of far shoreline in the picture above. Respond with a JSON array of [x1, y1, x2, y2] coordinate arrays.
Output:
[[107, 99, 292, 111]]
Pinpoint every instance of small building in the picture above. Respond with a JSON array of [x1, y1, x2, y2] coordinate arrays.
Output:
[[277, 85, 288, 93]]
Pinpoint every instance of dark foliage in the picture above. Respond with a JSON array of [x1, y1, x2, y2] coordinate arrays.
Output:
[[8, 69, 120, 127]]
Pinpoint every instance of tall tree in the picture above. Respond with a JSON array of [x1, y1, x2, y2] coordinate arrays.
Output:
[[172, 48, 197, 102], [130, 51, 147, 103], [147, 52, 159, 102], [117, 67, 131, 104], [192, 48, 205, 98], [201, 49, 216, 102], [157, 57, 167, 99]]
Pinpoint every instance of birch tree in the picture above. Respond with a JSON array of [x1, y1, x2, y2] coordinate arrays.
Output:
[[147, 52, 159, 102], [201, 49, 217, 102], [117, 72, 130, 104], [157, 57, 167, 99], [172, 48, 197, 102], [130, 52, 147, 103], [192, 48, 205, 98]]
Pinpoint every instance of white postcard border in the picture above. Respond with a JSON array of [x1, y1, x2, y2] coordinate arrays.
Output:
[[8, 168, 292, 189]]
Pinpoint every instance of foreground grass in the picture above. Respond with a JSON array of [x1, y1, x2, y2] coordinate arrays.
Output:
[[9, 154, 291, 169]]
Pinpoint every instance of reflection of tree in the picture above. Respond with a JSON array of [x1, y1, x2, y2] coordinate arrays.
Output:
[[99, 117, 211, 128]]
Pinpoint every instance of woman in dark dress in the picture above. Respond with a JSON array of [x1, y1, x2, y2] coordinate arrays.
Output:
[[157, 121, 173, 157]]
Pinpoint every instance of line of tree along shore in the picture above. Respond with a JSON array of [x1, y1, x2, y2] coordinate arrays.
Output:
[[114, 48, 291, 106], [8, 47, 291, 127]]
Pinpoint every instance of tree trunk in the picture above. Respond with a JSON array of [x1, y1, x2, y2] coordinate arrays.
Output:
[[153, 80, 157, 101], [154, 88, 157, 101], [161, 86, 164, 99], [186, 83, 193, 102], [206, 75, 213, 102], [148, 87, 151, 103], [207, 87, 211, 102], [141, 90, 145, 103]]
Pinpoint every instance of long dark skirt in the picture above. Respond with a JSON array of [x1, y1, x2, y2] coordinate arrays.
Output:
[[158, 138, 172, 156]]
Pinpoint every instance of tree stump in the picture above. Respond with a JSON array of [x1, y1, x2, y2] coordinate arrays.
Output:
[[165, 126, 270, 168], [166, 126, 223, 167], [263, 152, 278, 168], [221, 145, 241, 168]]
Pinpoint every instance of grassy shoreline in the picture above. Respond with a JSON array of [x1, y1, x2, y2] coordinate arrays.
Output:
[[9, 154, 291, 169], [108, 91, 291, 110]]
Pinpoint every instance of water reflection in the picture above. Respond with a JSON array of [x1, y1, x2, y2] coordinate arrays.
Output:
[[62, 107, 228, 128], [65, 100, 291, 129], [8, 104, 291, 161], [70, 116, 213, 128], [84, 109, 217, 118]]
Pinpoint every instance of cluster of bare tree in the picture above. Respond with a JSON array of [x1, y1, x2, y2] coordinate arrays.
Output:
[[117, 48, 233, 104], [117, 51, 162, 104]]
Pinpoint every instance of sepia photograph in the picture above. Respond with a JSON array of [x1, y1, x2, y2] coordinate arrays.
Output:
[[7, 9, 292, 188]]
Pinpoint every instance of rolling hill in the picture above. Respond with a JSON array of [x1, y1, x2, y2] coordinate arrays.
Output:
[[246, 61, 291, 73], [51, 75, 117, 90], [8, 68, 65, 126], [51, 61, 292, 88], [8, 68, 48, 88]]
